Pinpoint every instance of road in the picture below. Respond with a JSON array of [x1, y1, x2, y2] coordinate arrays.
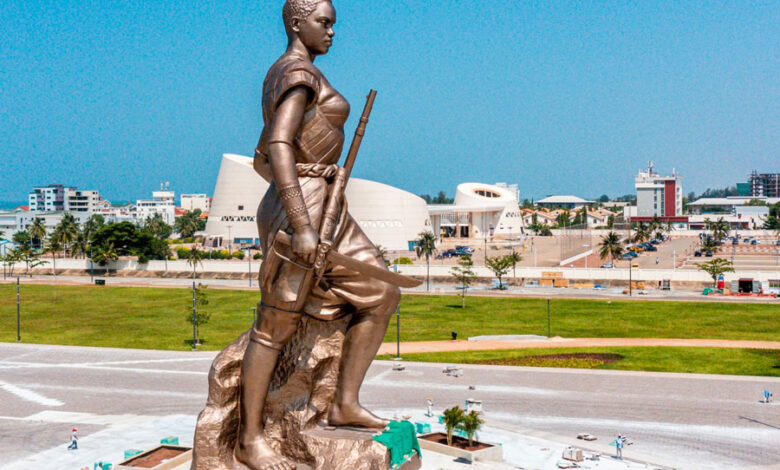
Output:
[[0, 343, 778, 469]]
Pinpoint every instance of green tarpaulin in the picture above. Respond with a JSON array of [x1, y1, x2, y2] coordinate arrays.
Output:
[[372, 420, 421, 469]]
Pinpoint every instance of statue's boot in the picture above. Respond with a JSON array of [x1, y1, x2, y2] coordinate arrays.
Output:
[[328, 298, 397, 429], [235, 305, 301, 470]]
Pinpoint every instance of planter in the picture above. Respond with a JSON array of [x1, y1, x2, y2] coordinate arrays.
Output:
[[116, 445, 192, 470], [418, 432, 502, 463]]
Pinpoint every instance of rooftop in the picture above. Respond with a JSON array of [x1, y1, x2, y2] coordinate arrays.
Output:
[[536, 195, 594, 204]]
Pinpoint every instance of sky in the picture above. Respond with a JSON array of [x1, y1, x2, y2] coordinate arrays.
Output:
[[1, 0, 778, 204]]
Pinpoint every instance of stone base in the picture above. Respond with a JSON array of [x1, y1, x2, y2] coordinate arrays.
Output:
[[192, 315, 408, 470]]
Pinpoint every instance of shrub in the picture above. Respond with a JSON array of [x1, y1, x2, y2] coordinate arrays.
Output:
[[233, 251, 245, 260], [176, 247, 190, 259], [393, 257, 413, 265], [253, 253, 263, 260]]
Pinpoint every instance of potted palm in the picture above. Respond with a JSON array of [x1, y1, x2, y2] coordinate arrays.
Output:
[[442, 406, 465, 446], [460, 410, 485, 448]]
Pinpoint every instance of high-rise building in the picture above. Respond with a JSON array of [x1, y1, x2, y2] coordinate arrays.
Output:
[[28, 184, 72, 212], [748, 171, 780, 198], [65, 189, 103, 213], [634, 162, 682, 218]]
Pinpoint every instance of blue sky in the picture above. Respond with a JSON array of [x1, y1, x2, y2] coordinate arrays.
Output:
[[1, 1, 778, 203]]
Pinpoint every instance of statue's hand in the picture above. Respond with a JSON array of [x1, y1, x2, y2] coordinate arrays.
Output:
[[292, 225, 319, 265]]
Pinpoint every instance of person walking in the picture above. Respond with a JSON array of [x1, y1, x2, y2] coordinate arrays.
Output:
[[67, 428, 78, 450]]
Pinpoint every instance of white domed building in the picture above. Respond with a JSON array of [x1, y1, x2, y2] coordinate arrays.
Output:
[[428, 182, 523, 240], [204, 154, 431, 251]]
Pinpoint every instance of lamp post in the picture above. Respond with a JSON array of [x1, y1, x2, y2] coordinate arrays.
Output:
[[191, 281, 197, 351], [395, 305, 401, 360], [628, 217, 632, 296], [17, 277, 21, 342], [226, 225, 233, 255]]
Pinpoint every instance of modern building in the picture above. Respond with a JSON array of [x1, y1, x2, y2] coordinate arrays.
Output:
[[65, 189, 104, 213], [428, 183, 523, 240], [536, 195, 594, 210], [28, 184, 72, 212], [181, 194, 211, 213], [748, 171, 780, 198], [687, 196, 780, 214], [635, 162, 683, 218], [135, 187, 176, 225], [204, 154, 431, 251]]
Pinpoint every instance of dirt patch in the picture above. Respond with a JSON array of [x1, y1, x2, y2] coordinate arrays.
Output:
[[473, 353, 624, 368], [420, 432, 493, 451], [122, 445, 189, 467]]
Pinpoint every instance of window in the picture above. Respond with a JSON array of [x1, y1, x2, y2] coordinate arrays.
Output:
[[238, 205, 244, 211]]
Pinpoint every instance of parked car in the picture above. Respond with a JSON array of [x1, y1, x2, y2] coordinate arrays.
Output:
[[455, 246, 474, 255], [776, 240, 780, 246], [751, 239, 759, 245], [600, 263, 615, 269], [694, 250, 702, 257], [732, 239, 738, 245], [705, 251, 713, 257], [649, 238, 661, 244], [642, 243, 657, 252], [621, 253, 634, 260], [439, 249, 458, 258]]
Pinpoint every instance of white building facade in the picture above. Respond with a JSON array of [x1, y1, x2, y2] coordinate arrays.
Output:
[[428, 183, 523, 240], [181, 194, 211, 213], [204, 154, 431, 251], [135, 191, 176, 225], [635, 163, 682, 218]]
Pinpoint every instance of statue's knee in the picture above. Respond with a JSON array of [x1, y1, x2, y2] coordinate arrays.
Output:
[[375, 284, 400, 317], [249, 304, 301, 351]]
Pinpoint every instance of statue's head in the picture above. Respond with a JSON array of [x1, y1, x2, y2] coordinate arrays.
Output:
[[283, 0, 335, 56]]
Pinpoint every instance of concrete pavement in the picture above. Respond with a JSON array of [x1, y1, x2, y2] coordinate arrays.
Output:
[[0, 342, 778, 469]]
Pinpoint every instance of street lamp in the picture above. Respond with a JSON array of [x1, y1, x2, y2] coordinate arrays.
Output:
[[245, 249, 252, 287], [226, 225, 233, 254]]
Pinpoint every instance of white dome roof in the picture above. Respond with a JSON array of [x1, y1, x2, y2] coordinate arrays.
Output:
[[454, 183, 517, 206]]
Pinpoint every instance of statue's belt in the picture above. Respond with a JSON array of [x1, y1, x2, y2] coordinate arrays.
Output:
[[272, 231, 421, 289]]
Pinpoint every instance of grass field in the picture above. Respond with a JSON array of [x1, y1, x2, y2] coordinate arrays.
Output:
[[378, 347, 780, 377], [0, 284, 778, 351]]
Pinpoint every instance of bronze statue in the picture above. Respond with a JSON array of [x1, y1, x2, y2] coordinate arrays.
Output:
[[225, 1, 420, 469]]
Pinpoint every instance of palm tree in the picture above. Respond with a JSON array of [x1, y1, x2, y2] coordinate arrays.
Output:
[[631, 222, 650, 244], [415, 231, 436, 291], [54, 213, 79, 257], [507, 249, 522, 281], [187, 246, 205, 279], [460, 410, 485, 448], [46, 238, 62, 277], [92, 243, 118, 275], [375, 244, 389, 265], [599, 231, 624, 265], [442, 406, 465, 447], [29, 217, 46, 250]]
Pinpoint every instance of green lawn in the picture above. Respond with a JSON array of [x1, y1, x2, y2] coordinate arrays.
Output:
[[378, 347, 780, 377], [0, 284, 778, 351]]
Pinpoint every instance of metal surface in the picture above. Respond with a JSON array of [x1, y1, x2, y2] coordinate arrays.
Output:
[[193, 2, 401, 469]]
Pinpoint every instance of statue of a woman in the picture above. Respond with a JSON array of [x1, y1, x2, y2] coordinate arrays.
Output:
[[236, 1, 399, 468]]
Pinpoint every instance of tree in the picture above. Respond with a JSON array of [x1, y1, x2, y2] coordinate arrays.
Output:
[[186, 283, 211, 345], [414, 231, 436, 291], [53, 213, 79, 257], [450, 255, 477, 308], [486, 255, 511, 290], [20, 249, 47, 277], [598, 231, 624, 264], [631, 222, 650, 244], [460, 410, 485, 448], [187, 245, 205, 278], [695, 258, 734, 287], [46, 237, 62, 276], [507, 249, 522, 281], [91, 243, 119, 274], [701, 236, 718, 253], [28, 218, 46, 249], [144, 213, 173, 240], [175, 210, 204, 239], [555, 210, 571, 228], [598, 194, 610, 203], [744, 198, 767, 206], [375, 244, 389, 265], [12, 230, 32, 251], [442, 406, 465, 447]]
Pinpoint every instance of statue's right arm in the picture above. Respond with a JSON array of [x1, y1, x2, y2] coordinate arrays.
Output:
[[268, 86, 319, 265]]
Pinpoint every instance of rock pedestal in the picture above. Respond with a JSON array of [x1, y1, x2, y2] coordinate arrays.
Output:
[[190, 316, 396, 470]]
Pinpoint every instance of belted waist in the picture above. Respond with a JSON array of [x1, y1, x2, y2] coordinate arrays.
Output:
[[296, 163, 339, 179]]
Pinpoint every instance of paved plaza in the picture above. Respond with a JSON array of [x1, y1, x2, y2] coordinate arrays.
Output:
[[0, 343, 778, 469]]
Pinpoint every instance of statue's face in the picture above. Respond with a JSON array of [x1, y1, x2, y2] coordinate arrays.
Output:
[[295, 2, 336, 56]]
